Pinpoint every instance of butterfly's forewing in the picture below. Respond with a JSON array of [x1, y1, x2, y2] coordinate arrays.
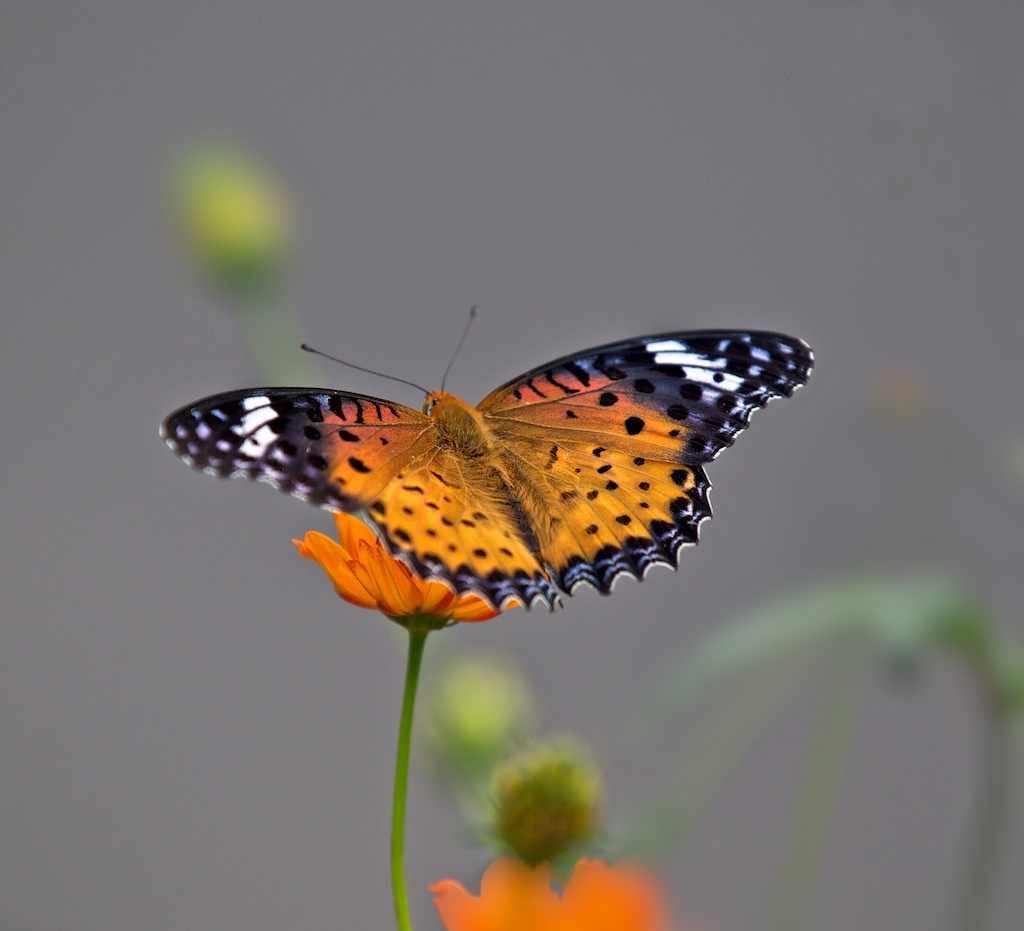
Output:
[[479, 331, 813, 594], [161, 388, 431, 510], [480, 331, 813, 462]]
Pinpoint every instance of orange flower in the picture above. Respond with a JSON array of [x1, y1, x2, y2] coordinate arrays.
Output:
[[295, 513, 511, 624], [431, 857, 677, 931]]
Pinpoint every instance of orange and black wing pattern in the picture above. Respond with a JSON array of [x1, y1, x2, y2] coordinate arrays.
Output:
[[478, 331, 813, 594]]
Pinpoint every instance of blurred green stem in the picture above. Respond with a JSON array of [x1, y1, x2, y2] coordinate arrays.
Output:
[[950, 704, 1013, 931], [768, 652, 862, 931], [232, 292, 321, 385], [391, 629, 428, 931]]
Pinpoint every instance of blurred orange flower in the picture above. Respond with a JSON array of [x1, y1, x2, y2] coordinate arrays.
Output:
[[295, 513, 511, 624], [431, 857, 677, 931]]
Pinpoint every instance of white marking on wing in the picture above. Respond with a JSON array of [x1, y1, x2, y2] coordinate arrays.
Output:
[[236, 406, 279, 435], [646, 340, 687, 352], [681, 368, 745, 391], [241, 395, 270, 411], [653, 350, 725, 367], [646, 342, 728, 369], [240, 423, 279, 458]]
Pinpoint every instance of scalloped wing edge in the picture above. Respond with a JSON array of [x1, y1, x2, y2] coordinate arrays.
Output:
[[555, 464, 712, 596], [368, 514, 562, 612]]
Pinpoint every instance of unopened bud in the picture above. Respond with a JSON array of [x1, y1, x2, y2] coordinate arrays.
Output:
[[172, 143, 291, 294], [492, 738, 602, 866], [425, 655, 537, 780]]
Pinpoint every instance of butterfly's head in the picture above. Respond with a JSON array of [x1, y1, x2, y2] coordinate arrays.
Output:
[[424, 390, 465, 417], [424, 391, 492, 457]]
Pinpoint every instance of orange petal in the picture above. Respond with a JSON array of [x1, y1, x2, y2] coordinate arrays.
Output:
[[342, 550, 396, 615], [293, 532, 378, 610], [299, 513, 517, 623], [333, 511, 377, 556], [364, 541, 422, 616], [417, 581, 458, 617], [559, 860, 670, 931], [432, 858, 559, 931], [450, 593, 504, 621]]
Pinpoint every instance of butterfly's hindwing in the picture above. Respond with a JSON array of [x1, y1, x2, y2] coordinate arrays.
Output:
[[495, 434, 713, 594], [369, 451, 560, 609], [161, 388, 429, 510]]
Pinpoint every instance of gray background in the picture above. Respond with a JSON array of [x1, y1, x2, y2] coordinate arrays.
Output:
[[2, 2, 1022, 929]]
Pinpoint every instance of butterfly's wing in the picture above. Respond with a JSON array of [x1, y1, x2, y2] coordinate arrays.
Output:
[[478, 330, 813, 594], [161, 387, 559, 609], [161, 388, 432, 510], [367, 450, 561, 610], [162, 331, 811, 607]]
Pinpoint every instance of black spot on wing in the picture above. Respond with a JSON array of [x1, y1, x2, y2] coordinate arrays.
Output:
[[593, 355, 627, 381]]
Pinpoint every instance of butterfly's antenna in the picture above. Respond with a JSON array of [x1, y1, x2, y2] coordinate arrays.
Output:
[[440, 305, 478, 393], [300, 344, 431, 395]]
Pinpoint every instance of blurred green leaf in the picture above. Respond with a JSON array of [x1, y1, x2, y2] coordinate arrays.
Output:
[[621, 572, 1021, 929], [642, 574, 988, 730]]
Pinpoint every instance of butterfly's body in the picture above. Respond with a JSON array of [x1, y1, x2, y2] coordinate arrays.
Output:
[[427, 392, 493, 454], [163, 330, 813, 609]]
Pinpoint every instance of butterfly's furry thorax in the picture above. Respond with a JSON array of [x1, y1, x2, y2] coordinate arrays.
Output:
[[425, 391, 494, 460]]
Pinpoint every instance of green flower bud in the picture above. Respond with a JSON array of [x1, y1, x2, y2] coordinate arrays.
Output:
[[171, 143, 291, 295], [491, 738, 603, 866], [425, 655, 537, 781]]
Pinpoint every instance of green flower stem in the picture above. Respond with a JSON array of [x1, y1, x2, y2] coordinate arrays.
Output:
[[232, 293, 322, 385], [391, 628, 428, 931], [768, 652, 862, 931], [950, 704, 1013, 931]]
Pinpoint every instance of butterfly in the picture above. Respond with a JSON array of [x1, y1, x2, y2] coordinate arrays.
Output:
[[162, 330, 812, 609]]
